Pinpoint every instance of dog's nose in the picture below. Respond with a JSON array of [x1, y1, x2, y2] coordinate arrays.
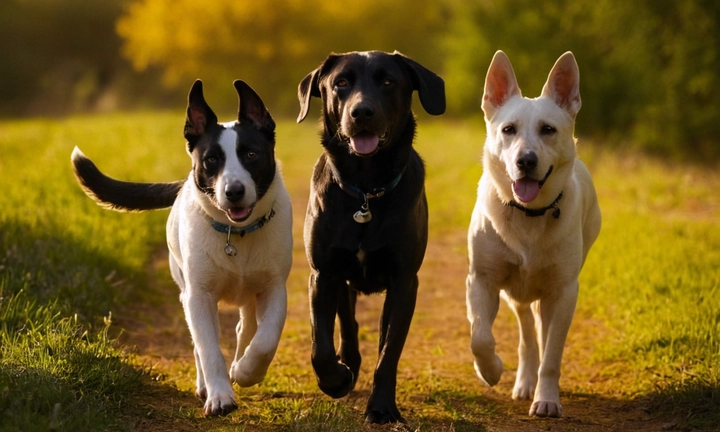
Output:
[[350, 103, 375, 119], [516, 151, 538, 171], [224, 183, 245, 203]]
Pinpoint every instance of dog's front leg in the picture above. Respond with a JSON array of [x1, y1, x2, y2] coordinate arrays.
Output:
[[230, 284, 287, 387], [529, 281, 579, 418], [365, 274, 418, 424], [309, 271, 355, 398], [182, 290, 237, 416], [466, 271, 504, 387]]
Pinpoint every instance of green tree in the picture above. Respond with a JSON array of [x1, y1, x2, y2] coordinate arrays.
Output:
[[441, 0, 720, 160], [116, 0, 446, 115], [0, 0, 149, 115]]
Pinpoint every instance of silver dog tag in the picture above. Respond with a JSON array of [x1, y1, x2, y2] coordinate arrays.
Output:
[[224, 243, 237, 256], [224, 229, 237, 256], [353, 209, 372, 223]]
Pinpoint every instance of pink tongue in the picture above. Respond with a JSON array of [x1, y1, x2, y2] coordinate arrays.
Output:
[[229, 207, 251, 221], [513, 178, 540, 203], [350, 133, 379, 155]]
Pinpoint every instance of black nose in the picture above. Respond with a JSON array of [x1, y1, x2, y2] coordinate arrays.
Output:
[[516, 151, 538, 171], [224, 183, 245, 203], [350, 103, 375, 119]]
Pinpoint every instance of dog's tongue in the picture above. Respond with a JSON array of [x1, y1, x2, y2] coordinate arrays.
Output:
[[228, 206, 252, 222], [513, 178, 540, 203], [349, 132, 379, 155]]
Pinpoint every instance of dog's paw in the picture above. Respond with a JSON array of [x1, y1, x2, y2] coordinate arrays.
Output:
[[365, 404, 405, 425], [529, 400, 563, 418], [316, 363, 355, 398], [512, 374, 537, 400], [473, 353, 503, 387], [203, 391, 238, 417], [195, 386, 207, 401], [230, 357, 268, 388]]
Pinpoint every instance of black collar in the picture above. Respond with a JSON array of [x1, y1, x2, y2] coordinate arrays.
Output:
[[331, 168, 405, 224], [334, 170, 404, 202], [508, 191, 564, 219]]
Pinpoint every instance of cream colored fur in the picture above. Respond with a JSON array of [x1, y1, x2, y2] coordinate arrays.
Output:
[[466, 51, 601, 417]]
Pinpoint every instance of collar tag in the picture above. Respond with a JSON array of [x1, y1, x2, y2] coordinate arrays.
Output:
[[334, 170, 404, 224], [211, 206, 276, 256]]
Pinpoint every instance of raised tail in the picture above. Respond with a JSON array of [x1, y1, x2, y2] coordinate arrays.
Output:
[[71, 147, 184, 212]]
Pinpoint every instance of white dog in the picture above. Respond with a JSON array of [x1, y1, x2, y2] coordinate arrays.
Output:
[[71, 80, 292, 416], [466, 51, 601, 417]]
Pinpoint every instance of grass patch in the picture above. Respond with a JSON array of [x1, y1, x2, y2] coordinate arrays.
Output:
[[1, 113, 719, 430]]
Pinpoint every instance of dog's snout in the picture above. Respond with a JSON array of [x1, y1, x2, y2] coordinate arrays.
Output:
[[516, 151, 538, 171], [224, 182, 245, 203], [350, 103, 375, 119]]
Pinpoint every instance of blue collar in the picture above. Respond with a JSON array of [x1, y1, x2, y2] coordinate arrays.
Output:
[[211, 207, 276, 238]]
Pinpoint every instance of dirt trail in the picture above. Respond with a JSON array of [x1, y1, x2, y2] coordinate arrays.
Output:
[[116, 216, 676, 431]]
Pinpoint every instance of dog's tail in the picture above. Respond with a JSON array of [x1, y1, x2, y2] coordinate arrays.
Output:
[[71, 147, 184, 212]]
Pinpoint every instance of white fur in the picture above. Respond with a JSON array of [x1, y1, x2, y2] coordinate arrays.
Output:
[[466, 51, 601, 418], [167, 144, 292, 416], [215, 128, 257, 210]]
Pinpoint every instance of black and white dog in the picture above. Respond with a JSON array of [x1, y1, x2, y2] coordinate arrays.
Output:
[[71, 80, 292, 416], [297, 51, 445, 423]]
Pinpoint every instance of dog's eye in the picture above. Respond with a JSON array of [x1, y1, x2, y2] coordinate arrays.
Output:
[[204, 156, 218, 164], [335, 79, 348, 88], [246, 151, 257, 159], [541, 125, 556, 135], [502, 125, 516, 135], [382, 78, 393, 87]]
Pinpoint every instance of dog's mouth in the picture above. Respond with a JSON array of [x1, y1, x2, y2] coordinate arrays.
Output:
[[512, 178, 541, 203], [348, 131, 387, 156], [512, 165, 554, 203], [226, 204, 255, 223]]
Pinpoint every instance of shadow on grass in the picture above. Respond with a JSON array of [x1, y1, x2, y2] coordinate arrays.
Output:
[[647, 380, 720, 429], [0, 218, 199, 431]]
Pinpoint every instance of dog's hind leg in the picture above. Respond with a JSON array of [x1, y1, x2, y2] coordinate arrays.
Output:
[[364, 274, 418, 424], [230, 284, 286, 387], [229, 302, 257, 383], [309, 272, 355, 398], [508, 301, 540, 400], [338, 283, 361, 388], [529, 281, 578, 418]]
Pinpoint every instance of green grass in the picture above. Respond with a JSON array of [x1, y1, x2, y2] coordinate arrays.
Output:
[[1, 113, 719, 430]]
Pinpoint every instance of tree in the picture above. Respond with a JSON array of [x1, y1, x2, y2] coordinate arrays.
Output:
[[116, 0, 446, 116]]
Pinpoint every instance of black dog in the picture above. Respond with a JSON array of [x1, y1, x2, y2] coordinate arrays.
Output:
[[297, 51, 445, 423]]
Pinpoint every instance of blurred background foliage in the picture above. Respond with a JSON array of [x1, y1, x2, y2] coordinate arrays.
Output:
[[1, 0, 718, 160]]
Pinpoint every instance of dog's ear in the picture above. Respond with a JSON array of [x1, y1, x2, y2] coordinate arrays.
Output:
[[393, 51, 446, 116], [297, 54, 340, 123], [482, 51, 521, 119], [541, 52, 581, 117], [184, 80, 218, 150], [234, 80, 275, 133]]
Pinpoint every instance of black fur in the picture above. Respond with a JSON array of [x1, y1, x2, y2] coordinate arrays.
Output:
[[297, 51, 445, 424]]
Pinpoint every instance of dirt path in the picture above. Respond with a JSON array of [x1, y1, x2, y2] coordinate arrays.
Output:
[[115, 210, 676, 431]]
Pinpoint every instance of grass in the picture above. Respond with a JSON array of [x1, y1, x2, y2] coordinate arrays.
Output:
[[0, 112, 719, 430]]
